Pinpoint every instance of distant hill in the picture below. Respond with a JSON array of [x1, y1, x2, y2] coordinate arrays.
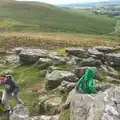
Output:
[[0, 0, 115, 34], [59, 0, 120, 7], [58, 2, 99, 7]]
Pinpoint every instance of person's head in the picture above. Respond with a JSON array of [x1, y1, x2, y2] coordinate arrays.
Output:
[[85, 67, 95, 79], [0, 73, 7, 82]]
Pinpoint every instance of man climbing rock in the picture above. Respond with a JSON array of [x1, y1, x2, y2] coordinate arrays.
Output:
[[0, 73, 24, 114]]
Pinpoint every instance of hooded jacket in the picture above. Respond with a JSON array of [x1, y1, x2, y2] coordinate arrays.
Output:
[[76, 67, 96, 94], [0, 75, 19, 94]]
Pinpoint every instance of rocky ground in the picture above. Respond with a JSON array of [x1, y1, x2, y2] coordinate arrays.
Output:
[[0, 46, 120, 120]]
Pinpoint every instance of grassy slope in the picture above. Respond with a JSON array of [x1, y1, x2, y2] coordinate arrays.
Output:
[[0, 32, 119, 50], [108, 16, 120, 42], [0, 1, 116, 34]]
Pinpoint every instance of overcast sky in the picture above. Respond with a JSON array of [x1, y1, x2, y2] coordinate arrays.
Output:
[[16, 0, 109, 4]]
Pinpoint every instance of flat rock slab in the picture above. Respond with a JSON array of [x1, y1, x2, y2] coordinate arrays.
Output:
[[19, 49, 49, 64], [45, 70, 78, 89], [30, 115, 59, 120]]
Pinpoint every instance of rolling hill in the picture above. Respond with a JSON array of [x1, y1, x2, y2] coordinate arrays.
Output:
[[0, 0, 116, 34]]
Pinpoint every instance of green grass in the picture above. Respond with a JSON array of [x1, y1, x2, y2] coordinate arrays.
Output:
[[59, 109, 70, 120], [0, 19, 10, 27], [0, 1, 115, 34], [113, 67, 120, 79], [54, 64, 71, 71], [107, 19, 120, 42], [50, 48, 66, 56], [9, 91, 40, 115], [11, 65, 40, 90]]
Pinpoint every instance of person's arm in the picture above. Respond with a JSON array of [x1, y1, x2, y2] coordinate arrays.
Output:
[[7, 75, 19, 88], [88, 79, 97, 93], [75, 75, 84, 89]]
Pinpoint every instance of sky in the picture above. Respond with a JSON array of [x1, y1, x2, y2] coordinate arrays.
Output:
[[16, 0, 109, 4]]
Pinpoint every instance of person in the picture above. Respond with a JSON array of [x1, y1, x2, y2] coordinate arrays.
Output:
[[75, 67, 97, 94], [0, 73, 23, 114]]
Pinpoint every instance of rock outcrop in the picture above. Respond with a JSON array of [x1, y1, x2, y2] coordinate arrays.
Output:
[[88, 48, 104, 60], [10, 104, 29, 120], [33, 94, 62, 115], [10, 104, 59, 120], [95, 46, 120, 53], [45, 70, 78, 89], [79, 57, 102, 67], [19, 49, 49, 64], [58, 81, 76, 93], [106, 53, 120, 66], [70, 87, 120, 120], [5, 46, 120, 120], [66, 48, 88, 58]]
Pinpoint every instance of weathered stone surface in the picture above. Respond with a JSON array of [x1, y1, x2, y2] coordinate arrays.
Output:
[[44, 97, 62, 114], [88, 48, 104, 59], [106, 76, 120, 84], [12, 47, 24, 55], [66, 48, 88, 58], [36, 58, 52, 64], [72, 66, 89, 78], [106, 53, 120, 66], [95, 82, 114, 92], [33, 95, 62, 115], [11, 104, 59, 120], [67, 56, 82, 65], [19, 49, 49, 64], [70, 87, 120, 120], [6, 55, 20, 64], [95, 46, 120, 53], [30, 115, 59, 120], [10, 104, 29, 120], [79, 57, 102, 67], [70, 92, 100, 120], [73, 67, 98, 78], [100, 65, 119, 79], [35, 58, 52, 69], [49, 52, 62, 57], [107, 71, 119, 79], [49, 55, 68, 65], [100, 65, 108, 73], [58, 81, 76, 93], [62, 89, 76, 109], [40, 70, 48, 77], [95, 46, 115, 53], [45, 70, 78, 89]]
